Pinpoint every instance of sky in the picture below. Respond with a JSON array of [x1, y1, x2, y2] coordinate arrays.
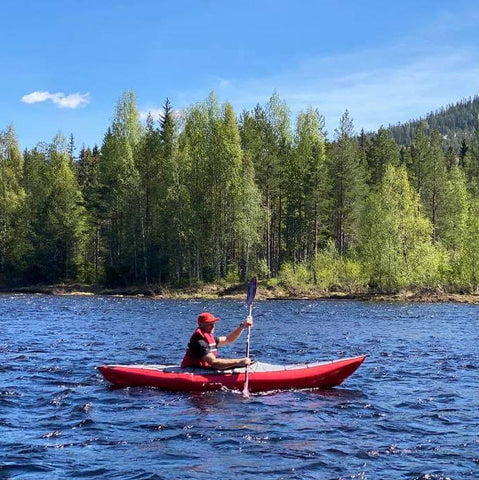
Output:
[[1, 0, 479, 149]]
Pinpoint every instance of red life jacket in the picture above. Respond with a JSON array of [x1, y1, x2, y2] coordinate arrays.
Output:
[[181, 327, 218, 368]]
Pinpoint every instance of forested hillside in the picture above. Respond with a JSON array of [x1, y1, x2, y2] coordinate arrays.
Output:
[[2, 90, 479, 293], [388, 96, 479, 151]]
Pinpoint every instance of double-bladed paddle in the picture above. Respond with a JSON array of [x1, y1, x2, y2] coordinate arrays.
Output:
[[243, 277, 257, 398]]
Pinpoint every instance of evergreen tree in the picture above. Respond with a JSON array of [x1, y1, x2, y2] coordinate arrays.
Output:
[[180, 98, 210, 280], [265, 92, 292, 275], [97, 90, 142, 284], [136, 113, 162, 283], [284, 107, 328, 264], [459, 138, 468, 168], [160, 100, 189, 282], [328, 110, 367, 255], [366, 126, 399, 185], [239, 92, 291, 276], [408, 122, 430, 195], [236, 150, 262, 281], [68, 133, 75, 163], [422, 130, 448, 242], [462, 199, 479, 290], [22, 135, 86, 281], [0, 126, 26, 282], [76, 145, 102, 281], [462, 129, 479, 195]]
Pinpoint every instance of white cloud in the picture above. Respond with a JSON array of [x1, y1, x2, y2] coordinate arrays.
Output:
[[139, 108, 164, 121], [21, 91, 90, 109]]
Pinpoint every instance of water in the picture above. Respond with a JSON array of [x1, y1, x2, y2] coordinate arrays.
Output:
[[0, 295, 477, 479]]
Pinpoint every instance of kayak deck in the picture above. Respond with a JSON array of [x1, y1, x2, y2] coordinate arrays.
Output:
[[98, 355, 366, 393]]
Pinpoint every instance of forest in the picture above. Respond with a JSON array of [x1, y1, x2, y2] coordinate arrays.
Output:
[[1, 90, 479, 293]]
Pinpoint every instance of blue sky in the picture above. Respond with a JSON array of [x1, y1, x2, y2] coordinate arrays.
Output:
[[1, 0, 479, 149]]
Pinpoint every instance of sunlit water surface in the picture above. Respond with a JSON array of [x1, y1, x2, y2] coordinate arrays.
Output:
[[1, 295, 477, 479]]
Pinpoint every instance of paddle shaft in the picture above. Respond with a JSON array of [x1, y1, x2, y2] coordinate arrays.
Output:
[[245, 304, 252, 358], [243, 304, 252, 396], [243, 278, 257, 398]]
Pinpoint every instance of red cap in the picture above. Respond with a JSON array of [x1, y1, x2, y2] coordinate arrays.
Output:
[[197, 312, 220, 325]]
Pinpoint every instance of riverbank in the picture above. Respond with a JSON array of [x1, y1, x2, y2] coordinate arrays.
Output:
[[1, 283, 479, 303]]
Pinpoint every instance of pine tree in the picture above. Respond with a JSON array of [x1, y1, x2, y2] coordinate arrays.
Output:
[[239, 92, 292, 276], [422, 130, 448, 242], [160, 100, 190, 282], [97, 90, 142, 284], [408, 122, 430, 195], [22, 135, 86, 282], [136, 113, 162, 283], [328, 110, 367, 255], [180, 98, 210, 280], [463, 129, 479, 195], [366, 126, 399, 185], [284, 107, 328, 265], [68, 133, 75, 163], [0, 126, 26, 282], [76, 146, 102, 281]]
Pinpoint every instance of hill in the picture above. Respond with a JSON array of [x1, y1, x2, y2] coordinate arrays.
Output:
[[387, 95, 479, 150]]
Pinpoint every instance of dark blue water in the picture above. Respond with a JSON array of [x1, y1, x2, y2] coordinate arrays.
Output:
[[1, 295, 477, 479]]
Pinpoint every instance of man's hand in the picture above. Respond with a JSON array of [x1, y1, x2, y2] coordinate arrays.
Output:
[[204, 355, 252, 369], [241, 315, 253, 329]]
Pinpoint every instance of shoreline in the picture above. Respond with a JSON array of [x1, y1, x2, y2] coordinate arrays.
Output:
[[1, 283, 478, 304]]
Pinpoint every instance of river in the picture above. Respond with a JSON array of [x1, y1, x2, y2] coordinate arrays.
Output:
[[0, 295, 477, 479]]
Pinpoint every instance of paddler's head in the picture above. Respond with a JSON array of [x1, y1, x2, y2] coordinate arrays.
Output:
[[197, 312, 220, 332]]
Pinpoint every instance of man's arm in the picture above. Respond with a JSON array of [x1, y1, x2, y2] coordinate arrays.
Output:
[[202, 353, 251, 370], [217, 315, 253, 347]]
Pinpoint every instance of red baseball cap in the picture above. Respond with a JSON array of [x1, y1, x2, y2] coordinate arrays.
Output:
[[197, 312, 220, 325]]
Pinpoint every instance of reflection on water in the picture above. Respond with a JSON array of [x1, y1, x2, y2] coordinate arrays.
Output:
[[0, 295, 477, 479]]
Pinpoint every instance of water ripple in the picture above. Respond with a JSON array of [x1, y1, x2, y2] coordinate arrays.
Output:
[[0, 295, 477, 479]]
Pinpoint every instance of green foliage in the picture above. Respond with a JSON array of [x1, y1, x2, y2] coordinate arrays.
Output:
[[312, 241, 367, 291], [0, 126, 26, 282], [329, 110, 368, 254], [20, 135, 87, 282], [277, 242, 367, 292], [239, 92, 292, 277], [3, 89, 479, 294], [448, 198, 479, 291], [283, 107, 328, 262], [366, 127, 400, 185], [388, 95, 479, 152], [360, 165, 437, 291], [249, 258, 270, 280], [278, 262, 312, 288], [98, 90, 142, 284], [439, 166, 469, 250], [407, 241, 449, 288]]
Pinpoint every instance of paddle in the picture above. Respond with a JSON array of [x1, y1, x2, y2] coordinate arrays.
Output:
[[243, 277, 257, 398]]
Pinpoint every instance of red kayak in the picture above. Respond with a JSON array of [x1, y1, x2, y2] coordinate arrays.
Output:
[[98, 355, 366, 393]]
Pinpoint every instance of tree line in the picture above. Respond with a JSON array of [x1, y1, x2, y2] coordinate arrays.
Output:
[[387, 95, 479, 152], [2, 90, 479, 292]]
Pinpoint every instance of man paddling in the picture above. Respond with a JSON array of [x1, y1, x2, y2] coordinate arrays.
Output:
[[181, 312, 253, 369]]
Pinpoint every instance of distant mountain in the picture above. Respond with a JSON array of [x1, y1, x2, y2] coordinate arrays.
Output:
[[386, 95, 479, 150]]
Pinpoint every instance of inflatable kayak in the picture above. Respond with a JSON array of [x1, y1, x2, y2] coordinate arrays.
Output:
[[98, 355, 366, 393]]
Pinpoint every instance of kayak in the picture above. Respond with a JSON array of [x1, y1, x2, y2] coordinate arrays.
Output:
[[98, 355, 366, 393]]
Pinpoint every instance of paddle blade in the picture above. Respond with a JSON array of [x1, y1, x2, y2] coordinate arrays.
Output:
[[246, 277, 257, 306]]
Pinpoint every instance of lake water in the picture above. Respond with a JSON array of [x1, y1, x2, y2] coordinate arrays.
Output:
[[0, 295, 477, 479]]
